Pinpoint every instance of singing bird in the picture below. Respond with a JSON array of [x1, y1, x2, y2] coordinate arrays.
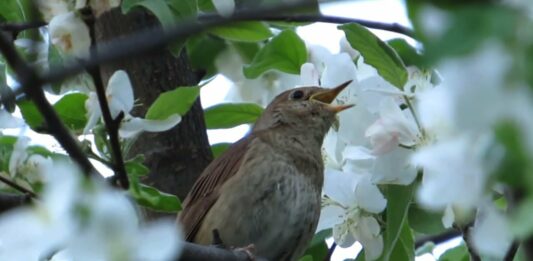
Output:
[[178, 81, 353, 261]]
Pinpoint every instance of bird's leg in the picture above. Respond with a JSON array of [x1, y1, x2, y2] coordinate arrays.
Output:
[[234, 244, 256, 261], [211, 229, 226, 249], [211, 229, 256, 260]]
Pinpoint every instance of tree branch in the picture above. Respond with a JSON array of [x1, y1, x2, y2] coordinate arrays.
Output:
[[82, 9, 129, 189], [29, 1, 410, 89], [324, 242, 336, 261], [0, 31, 100, 178], [179, 242, 267, 261], [414, 230, 461, 248], [0, 192, 32, 213], [201, 14, 415, 38], [0, 21, 47, 38], [458, 223, 481, 261], [0, 174, 36, 198]]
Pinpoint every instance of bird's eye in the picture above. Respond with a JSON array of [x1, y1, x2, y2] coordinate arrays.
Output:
[[290, 90, 304, 100]]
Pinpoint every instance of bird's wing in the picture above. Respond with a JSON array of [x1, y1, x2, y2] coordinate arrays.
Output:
[[178, 135, 252, 242]]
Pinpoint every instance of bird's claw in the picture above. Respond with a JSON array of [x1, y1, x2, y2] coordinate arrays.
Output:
[[234, 244, 256, 261]]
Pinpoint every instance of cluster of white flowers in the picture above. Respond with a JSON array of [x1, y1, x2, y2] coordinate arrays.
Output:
[[83, 70, 182, 138], [0, 159, 181, 260]]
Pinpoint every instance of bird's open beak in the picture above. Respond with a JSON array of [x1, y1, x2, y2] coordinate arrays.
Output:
[[310, 80, 355, 113]]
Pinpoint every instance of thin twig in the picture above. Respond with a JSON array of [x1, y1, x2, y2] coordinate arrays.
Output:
[[31, 1, 411, 88], [414, 230, 461, 248], [324, 242, 336, 261], [503, 241, 519, 261], [458, 222, 481, 261], [0, 21, 47, 37], [0, 174, 36, 198], [201, 14, 415, 38], [82, 9, 129, 189], [0, 192, 32, 213], [0, 31, 100, 178]]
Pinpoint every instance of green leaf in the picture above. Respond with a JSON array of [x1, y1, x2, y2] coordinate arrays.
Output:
[[186, 34, 227, 77], [0, 135, 17, 172], [145, 86, 200, 120], [510, 195, 533, 239], [53, 93, 88, 133], [243, 30, 307, 78], [301, 241, 328, 261], [387, 221, 414, 261], [204, 103, 263, 129], [339, 23, 408, 89], [125, 155, 150, 178], [211, 143, 231, 158], [122, 0, 185, 55], [124, 0, 175, 26], [418, 6, 518, 64], [380, 183, 415, 261], [130, 183, 182, 212], [387, 38, 425, 69], [17, 100, 45, 131], [492, 121, 532, 189], [232, 42, 260, 63], [438, 243, 469, 261], [0, 0, 32, 22], [166, 0, 197, 19], [18, 93, 88, 133], [408, 204, 446, 235], [209, 22, 272, 42]]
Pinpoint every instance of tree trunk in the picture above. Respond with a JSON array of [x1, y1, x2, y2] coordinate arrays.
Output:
[[93, 8, 213, 218]]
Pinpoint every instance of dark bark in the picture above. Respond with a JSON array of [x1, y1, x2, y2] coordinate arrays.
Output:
[[93, 8, 213, 218], [0, 193, 31, 213]]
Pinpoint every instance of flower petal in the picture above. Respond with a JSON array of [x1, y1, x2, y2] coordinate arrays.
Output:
[[316, 205, 345, 232], [136, 221, 183, 261], [354, 176, 386, 214], [0, 109, 24, 128], [106, 70, 134, 118], [119, 114, 181, 138], [212, 0, 235, 17], [323, 168, 357, 207], [471, 204, 512, 259], [49, 12, 91, 59]]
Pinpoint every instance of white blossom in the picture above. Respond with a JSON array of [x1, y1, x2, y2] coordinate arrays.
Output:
[[317, 168, 385, 260], [83, 70, 182, 138], [0, 162, 183, 261], [49, 12, 91, 59], [471, 203, 513, 259], [212, 0, 235, 17], [0, 110, 24, 129]]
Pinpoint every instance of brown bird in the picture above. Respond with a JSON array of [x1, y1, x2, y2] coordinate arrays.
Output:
[[178, 81, 353, 261]]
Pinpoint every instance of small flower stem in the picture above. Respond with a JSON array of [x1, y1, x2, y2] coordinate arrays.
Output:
[[403, 95, 425, 138], [0, 174, 37, 198]]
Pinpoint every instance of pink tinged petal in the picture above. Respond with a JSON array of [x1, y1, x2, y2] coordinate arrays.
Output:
[[316, 205, 345, 233], [136, 221, 183, 261], [354, 177, 386, 214], [212, 0, 235, 17], [323, 169, 357, 208], [83, 92, 101, 134], [471, 204, 512, 259], [365, 120, 399, 155], [300, 63, 319, 86], [106, 70, 134, 118], [48, 12, 91, 59], [371, 97, 419, 150], [119, 114, 182, 138], [0, 110, 24, 128], [333, 222, 356, 248]]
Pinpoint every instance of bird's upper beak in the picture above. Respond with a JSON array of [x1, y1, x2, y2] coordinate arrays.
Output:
[[310, 80, 355, 113]]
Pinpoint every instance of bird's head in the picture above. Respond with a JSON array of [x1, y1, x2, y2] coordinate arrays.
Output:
[[252, 80, 354, 137]]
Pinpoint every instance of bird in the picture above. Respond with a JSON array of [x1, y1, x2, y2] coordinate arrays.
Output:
[[178, 80, 353, 261]]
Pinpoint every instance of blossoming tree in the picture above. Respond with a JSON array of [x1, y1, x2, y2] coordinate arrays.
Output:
[[1, 0, 532, 260]]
